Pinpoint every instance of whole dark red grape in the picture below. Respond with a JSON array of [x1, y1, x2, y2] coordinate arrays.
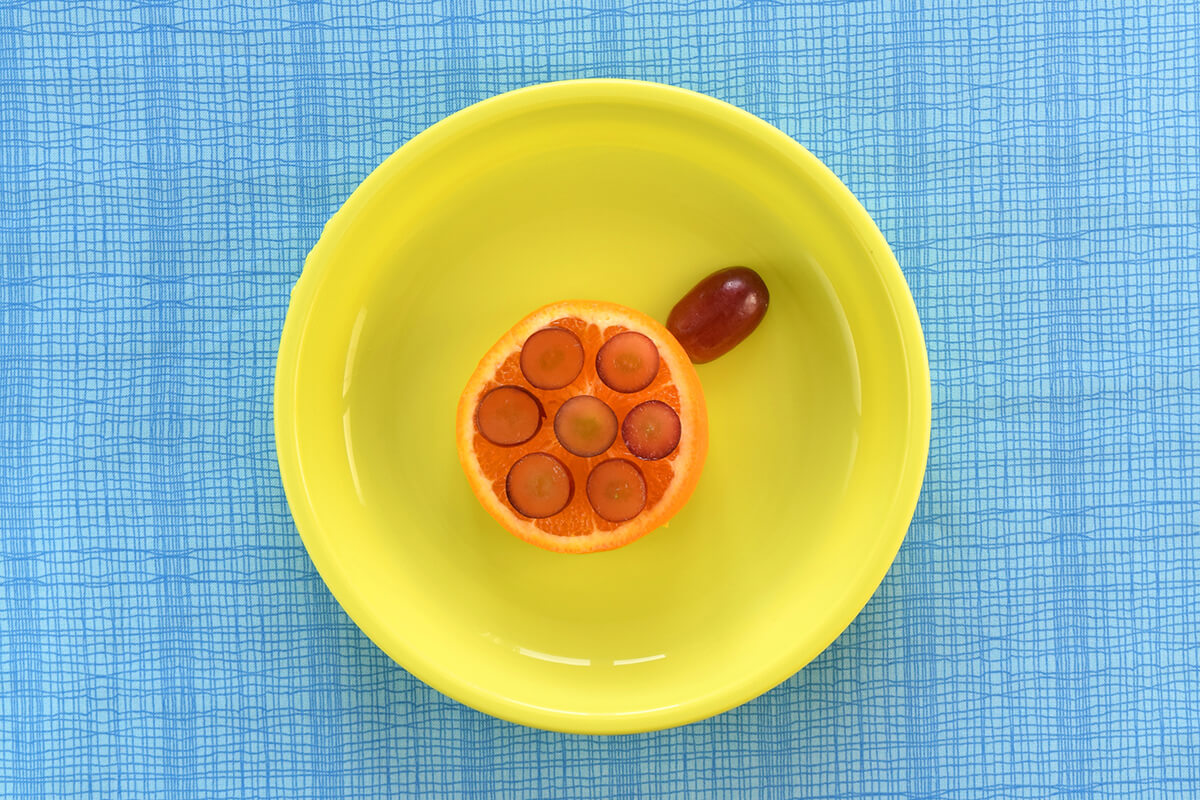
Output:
[[667, 267, 769, 363]]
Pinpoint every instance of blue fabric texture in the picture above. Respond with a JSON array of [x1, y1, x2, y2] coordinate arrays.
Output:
[[2, 1, 1198, 797]]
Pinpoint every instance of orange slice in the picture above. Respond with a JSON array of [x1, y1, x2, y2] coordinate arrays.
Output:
[[456, 301, 708, 553]]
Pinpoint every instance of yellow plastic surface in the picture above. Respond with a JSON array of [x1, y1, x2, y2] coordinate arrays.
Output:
[[274, 80, 930, 734]]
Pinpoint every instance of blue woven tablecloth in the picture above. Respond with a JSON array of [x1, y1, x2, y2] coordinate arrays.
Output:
[[3, 1, 1198, 797]]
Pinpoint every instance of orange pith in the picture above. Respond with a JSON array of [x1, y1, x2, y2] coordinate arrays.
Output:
[[456, 301, 708, 554]]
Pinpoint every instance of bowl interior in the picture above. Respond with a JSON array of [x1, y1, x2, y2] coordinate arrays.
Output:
[[277, 81, 928, 733]]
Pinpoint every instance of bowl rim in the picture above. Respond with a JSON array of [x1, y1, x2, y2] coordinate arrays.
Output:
[[274, 78, 931, 734]]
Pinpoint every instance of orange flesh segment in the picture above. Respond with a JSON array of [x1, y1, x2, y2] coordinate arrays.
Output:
[[554, 395, 618, 458], [520, 327, 584, 390], [475, 385, 542, 446], [596, 331, 660, 393], [506, 453, 573, 518], [622, 400, 681, 461], [586, 459, 647, 522]]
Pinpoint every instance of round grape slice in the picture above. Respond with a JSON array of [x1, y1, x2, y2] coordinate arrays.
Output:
[[585, 458, 647, 522], [595, 331, 659, 393], [554, 395, 618, 458], [621, 400, 681, 461], [520, 327, 584, 390], [506, 453, 573, 518], [475, 385, 543, 446]]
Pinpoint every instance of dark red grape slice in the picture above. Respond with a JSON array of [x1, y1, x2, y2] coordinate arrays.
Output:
[[554, 395, 618, 458], [520, 327, 584, 390], [506, 452, 573, 518], [595, 331, 659, 393], [621, 400, 681, 461], [475, 385, 543, 446], [585, 459, 647, 522]]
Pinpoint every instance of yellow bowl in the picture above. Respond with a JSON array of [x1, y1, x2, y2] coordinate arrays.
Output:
[[275, 79, 930, 734]]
